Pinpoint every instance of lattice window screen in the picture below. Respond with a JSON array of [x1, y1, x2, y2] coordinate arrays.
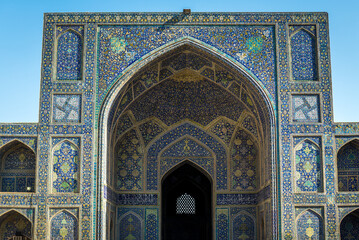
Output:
[[176, 193, 195, 214]]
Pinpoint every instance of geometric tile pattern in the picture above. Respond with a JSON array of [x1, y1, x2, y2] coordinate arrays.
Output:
[[231, 128, 257, 191], [294, 140, 322, 192], [292, 95, 320, 122], [145, 209, 158, 240], [0, 211, 32, 240], [50, 211, 78, 240], [114, 113, 133, 140], [241, 115, 258, 139], [216, 209, 229, 240], [98, 25, 276, 101], [115, 129, 143, 191], [138, 120, 165, 146], [56, 26, 83, 80], [130, 79, 244, 126], [337, 141, 359, 191], [296, 210, 324, 240], [290, 26, 317, 81], [52, 141, 79, 193], [209, 118, 236, 146], [53, 94, 81, 123], [232, 212, 255, 240]]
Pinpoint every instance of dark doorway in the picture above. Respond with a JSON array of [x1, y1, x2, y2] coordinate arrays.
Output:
[[162, 163, 212, 240], [341, 208, 359, 239]]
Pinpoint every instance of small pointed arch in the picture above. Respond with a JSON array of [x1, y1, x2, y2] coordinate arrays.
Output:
[[56, 28, 83, 80], [161, 159, 213, 186], [158, 135, 215, 159], [290, 27, 316, 38], [295, 138, 320, 150], [0, 139, 36, 153], [118, 211, 143, 240], [0, 140, 36, 193], [52, 140, 80, 193], [0, 209, 32, 223], [0, 209, 32, 239], [232, 211, 256, 240], [50, 210, 78, 240], [290, 28, 318, 81], [337, 139, 359, 192], [296, 209, 324, 240], [293, 139, 322, 192]]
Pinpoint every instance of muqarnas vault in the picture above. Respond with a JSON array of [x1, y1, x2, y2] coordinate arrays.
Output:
[[0, 11, 358, 240]]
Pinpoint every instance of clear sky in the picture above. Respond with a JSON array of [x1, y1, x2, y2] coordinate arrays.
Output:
[[0, 0, 358, 123]]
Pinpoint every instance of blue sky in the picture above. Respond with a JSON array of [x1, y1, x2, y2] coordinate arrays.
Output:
[[0, 0, 358, 122]]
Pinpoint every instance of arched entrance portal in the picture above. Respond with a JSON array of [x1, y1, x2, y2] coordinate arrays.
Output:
[[162, 162, 212, 240], [100, 43, 276, 239], [340, 209, 359, 239]]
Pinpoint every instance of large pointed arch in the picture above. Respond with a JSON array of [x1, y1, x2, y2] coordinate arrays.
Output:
[[96, 38, 278, 239], [0, 140, 36, 193], [337, 139, 359, 192], [0, 210, 32, 239]]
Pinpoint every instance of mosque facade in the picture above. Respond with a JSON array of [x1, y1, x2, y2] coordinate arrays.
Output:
[[0, 11, 358, 239]]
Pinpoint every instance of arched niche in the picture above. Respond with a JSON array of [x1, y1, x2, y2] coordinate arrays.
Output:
[[294, 139, 322, 192], [50, 210, 78, 240], [118, 211, 143, 240], [290, 27, 318, 81], [98, 43, 277, 239], [340, 208, 359, 240], [296, 209, 324, 240], [0, 140, 36, 192], [232, 211, 256, 240], [56, 29, 83, 80], [0, 210, 32, 239], [337, 139, 359, 192], [52, 140, 80, 193]]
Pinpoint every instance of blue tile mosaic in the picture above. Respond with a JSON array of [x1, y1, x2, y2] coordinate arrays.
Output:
[[56, 26, 83, 80], [115, 129, 143, 191], [232, 212, 256, 240], [294, 139, 322, 192], [50, 211, 78, 240], [296, 210, 324, 240], [231, 128, 258, 191], [146, 123, 227, 190], [118, 209, 143, 240], [290, 26, 318, 81], [52, 141, 80, 193], [145, 209, 158, 240], [216, 209, 229, 240]]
